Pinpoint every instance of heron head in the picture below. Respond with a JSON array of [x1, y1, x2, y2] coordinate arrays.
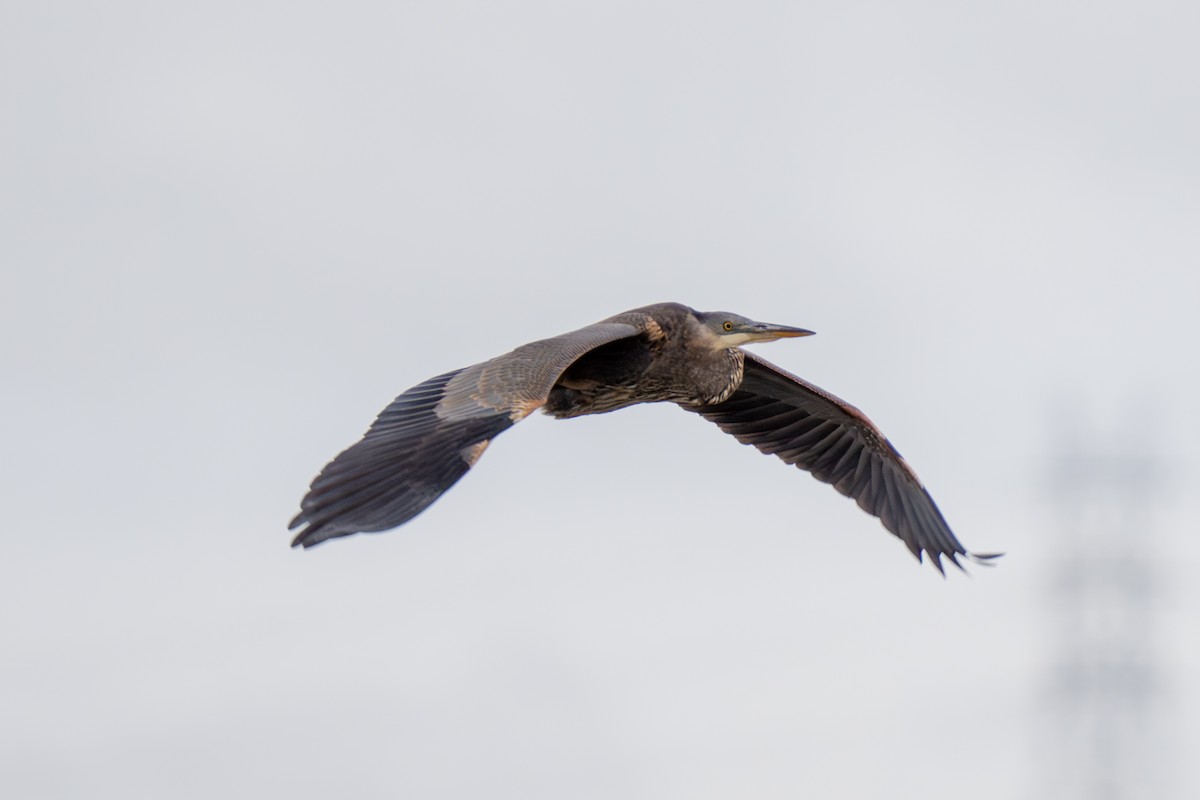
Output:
[[698, 311, 815, 349]]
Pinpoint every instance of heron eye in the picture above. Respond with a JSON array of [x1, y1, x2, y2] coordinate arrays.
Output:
[[722, 321, 734, 332]]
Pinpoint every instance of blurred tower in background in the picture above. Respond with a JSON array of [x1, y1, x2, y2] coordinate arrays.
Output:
[[1039, 434, 1170, 799]]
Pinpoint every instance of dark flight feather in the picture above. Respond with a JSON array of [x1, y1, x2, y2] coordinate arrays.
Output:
[[688, 352, 998, 573], [289, 321, 642, 547]]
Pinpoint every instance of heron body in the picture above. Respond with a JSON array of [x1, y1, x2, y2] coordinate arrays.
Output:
[[547, 306, 746, 416], [290, 302, 996, 573]]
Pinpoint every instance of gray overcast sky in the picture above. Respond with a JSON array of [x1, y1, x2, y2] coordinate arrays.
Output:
[[3, 2, 1197, 798]]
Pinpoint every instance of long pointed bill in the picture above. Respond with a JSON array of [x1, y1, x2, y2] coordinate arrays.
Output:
[[751, 323, 816, 340]]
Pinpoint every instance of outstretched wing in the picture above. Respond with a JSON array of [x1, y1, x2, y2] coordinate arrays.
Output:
[[290, 321, 642, 548], [689, 352, 997, 573]]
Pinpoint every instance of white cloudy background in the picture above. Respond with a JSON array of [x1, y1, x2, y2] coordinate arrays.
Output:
[[3, 2, 1197, 798]]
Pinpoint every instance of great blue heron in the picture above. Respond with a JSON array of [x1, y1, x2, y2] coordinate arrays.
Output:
[[290, 302, 996, 573]]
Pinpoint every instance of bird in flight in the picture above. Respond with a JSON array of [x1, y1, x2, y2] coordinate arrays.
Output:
[[290, 302, 996, 573]]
